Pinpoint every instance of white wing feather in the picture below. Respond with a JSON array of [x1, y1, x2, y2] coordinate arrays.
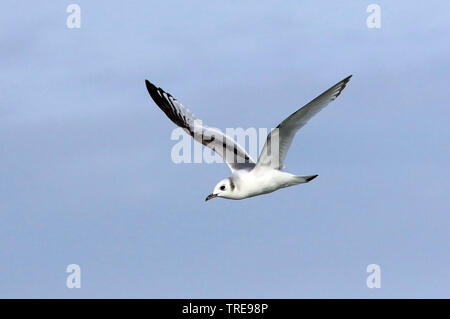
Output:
[[256, 75, 352, 169]]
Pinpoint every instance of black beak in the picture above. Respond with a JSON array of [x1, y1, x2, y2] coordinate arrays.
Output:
[[205, 194, 217, 202]]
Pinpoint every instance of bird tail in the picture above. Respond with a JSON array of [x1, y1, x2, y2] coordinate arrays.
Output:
[[294, 174, 318, 184]]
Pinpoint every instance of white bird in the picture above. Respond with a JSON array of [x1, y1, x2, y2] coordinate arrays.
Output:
[[145, 75, 352, 201]]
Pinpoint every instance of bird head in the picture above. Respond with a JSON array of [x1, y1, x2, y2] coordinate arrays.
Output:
[[205, 178, 235, 201]]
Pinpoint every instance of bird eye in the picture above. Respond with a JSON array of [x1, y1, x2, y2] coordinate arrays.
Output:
[[220, 185, 225, 191]]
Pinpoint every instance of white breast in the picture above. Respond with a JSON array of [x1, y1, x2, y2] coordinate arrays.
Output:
[[230, 168, 298, 199]]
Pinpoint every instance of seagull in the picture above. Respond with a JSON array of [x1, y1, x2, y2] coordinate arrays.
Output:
[[145, 75, 351, 201]]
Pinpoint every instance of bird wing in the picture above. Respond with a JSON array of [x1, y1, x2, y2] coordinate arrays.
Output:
[[145, 80, 256, 172], [256, 75, 352, 170]]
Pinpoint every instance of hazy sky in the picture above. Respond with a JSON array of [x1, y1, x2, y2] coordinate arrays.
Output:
[[0, 1, 449, 298]]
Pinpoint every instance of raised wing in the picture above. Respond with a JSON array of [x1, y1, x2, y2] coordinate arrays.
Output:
[[145, 80, 256, 172], [256, 75, 352, 170]]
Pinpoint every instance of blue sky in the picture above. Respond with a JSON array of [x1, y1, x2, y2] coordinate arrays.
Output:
[[0, 1, 449, 298]]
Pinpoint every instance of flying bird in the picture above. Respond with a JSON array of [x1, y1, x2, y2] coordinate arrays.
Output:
[[145, 75, 352, 201]]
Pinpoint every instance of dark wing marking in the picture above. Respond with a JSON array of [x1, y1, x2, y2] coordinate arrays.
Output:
[[145, 80, 256, 172]]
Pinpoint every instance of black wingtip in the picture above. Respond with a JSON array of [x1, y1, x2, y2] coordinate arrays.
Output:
[[333, 75, 352, 99], [343, 75, 352, 83], [145, 79, 156, 93]]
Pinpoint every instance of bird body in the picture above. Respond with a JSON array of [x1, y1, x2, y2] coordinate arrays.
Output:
[[225, 167, 317, 200], [145, 75, 351, 201]]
